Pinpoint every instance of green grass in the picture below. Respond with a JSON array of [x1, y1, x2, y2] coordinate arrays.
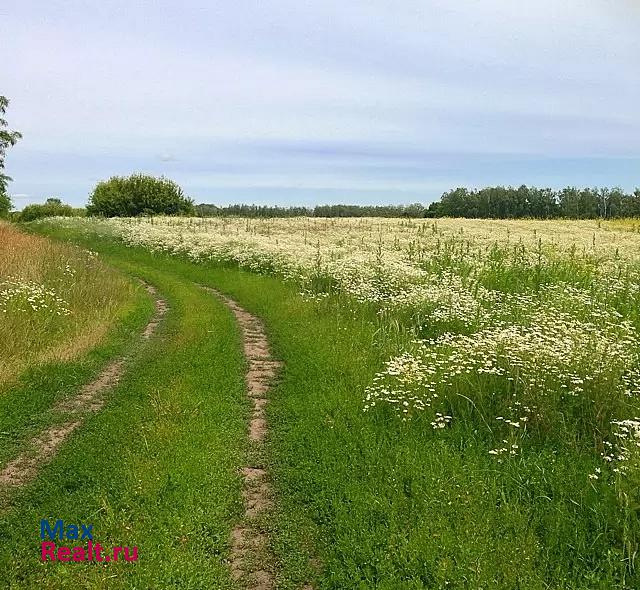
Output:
[[1, 234, 248, 588], [6, 221, 636, 589], [0, 282, 151, 467], [196, 267, 631, 590]]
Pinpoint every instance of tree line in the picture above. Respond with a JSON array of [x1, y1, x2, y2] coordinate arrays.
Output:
[[196, 186, 640, 219], [195, 203, 427, 218], [425, 186, 640, 219]]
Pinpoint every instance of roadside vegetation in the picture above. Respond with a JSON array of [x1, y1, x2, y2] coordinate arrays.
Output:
[[1, 224, 247, 588], [0, 221, 136, 386], [17, 198, 85, 222], [23, 215, 640, 588]]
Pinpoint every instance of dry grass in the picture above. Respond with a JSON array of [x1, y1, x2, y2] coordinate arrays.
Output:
[[0, 222, 135, 386]]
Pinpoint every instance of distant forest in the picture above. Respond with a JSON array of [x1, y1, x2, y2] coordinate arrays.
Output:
[[195, 203, 425, 218], [196, 186, 640, 219]]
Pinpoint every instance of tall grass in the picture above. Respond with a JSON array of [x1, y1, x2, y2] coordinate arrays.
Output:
[[0, 222, 135, 386]]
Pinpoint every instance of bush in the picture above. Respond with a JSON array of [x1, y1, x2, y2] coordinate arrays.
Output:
[[19, 198, 84, 222], [87, 174, 194, 217]]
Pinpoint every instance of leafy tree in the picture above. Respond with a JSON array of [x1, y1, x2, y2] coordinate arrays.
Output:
[[604, 187, 629, 218], [631, 189, 640, 218], [0, 96, 22, 217], [19, 198, 84, 222], [436, 188, 471, 217], [87, 174, 194, 217]]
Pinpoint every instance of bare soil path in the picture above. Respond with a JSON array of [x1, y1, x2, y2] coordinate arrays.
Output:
[[0, 282, 167, 489], [202, 286, 282, 590]]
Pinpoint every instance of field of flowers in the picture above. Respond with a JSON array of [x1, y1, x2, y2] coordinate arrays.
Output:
[[44, 215, 640, 578], [0, 222, 136, 386], [54, 216, 640, 437]]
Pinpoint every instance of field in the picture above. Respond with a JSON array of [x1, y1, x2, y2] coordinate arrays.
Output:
[[2, 216, 640, 588]]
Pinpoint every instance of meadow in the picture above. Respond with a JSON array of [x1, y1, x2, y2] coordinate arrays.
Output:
[[2, 215, 640, 588]]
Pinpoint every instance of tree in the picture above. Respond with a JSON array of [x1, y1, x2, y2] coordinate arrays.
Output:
[[0, 96, 22, 217], [438, 188, 471, 217], [87, 174, 194, 217], [627, 189, 640, 218], [18, 198, 83, 222]]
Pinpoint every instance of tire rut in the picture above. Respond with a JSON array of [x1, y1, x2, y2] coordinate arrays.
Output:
[[202, 286, 283, 590], [0, 282, 167, 489]]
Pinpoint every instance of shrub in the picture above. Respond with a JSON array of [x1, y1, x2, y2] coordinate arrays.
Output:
[[87, 174, 194, 217], [19, 198, 84, 222]]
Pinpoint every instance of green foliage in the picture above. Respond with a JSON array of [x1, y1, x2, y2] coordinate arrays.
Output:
[[0, 96, 22, 217], [0, 193, 11, 219], [197, 188, 640, 221], [428, 185, 640, 219], [195, 202, 427, 218], [87, 173, 194, 217], [18, 220, 640, 587], [18, 198, 85, 222]]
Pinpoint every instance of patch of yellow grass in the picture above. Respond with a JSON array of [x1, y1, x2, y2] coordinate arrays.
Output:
[[0, 222, 135, 387]]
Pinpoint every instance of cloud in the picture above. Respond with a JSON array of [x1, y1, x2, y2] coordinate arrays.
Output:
[[1, 0, 638, 205]]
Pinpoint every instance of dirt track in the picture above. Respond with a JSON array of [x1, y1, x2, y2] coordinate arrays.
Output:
[[0, 282, 167, 489], [202, 286, 282, 590]]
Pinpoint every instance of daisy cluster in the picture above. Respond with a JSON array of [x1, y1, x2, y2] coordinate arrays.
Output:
[[43, 216, 640, 477], [0, 277, 71, 316]]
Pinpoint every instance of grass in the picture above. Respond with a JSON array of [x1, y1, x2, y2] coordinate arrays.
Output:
[[0, 221, 136, 386], [198, 267, 633, 590], [1, 227, 248, 588], [0, 288, 152, 467], [5, 218, 639, 588]]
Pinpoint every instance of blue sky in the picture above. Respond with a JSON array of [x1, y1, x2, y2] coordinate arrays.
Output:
[[2, 0, 639, 208]]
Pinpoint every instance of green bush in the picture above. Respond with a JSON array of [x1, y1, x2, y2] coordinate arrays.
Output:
[[19, 198, 84, 222], [87, 174, 194, 217]]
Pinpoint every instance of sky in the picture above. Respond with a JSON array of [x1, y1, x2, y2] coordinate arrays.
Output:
[[1, 0, 639, 208]]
